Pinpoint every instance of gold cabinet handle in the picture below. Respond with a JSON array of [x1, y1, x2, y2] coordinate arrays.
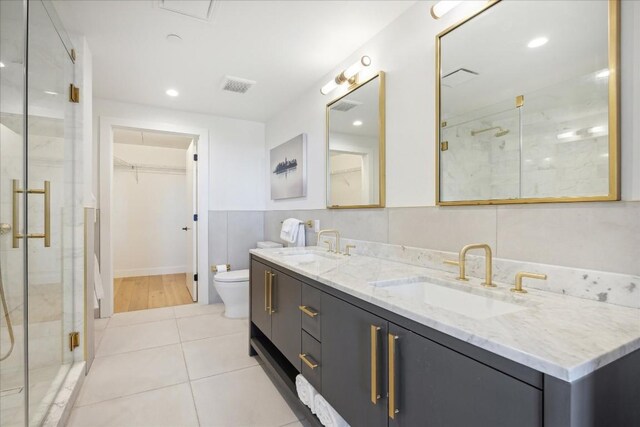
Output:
[[12, 180, 51, 248], [299, 353, 318, 369], [264, 270, 269, 312], [299, 305, 319, 318], [370, 325, 381, 404], [388, 333, 399, 419], [269, 272, 277, 314]]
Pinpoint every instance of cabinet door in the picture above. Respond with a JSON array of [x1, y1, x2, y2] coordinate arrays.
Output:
[[322, 293, 388, 427], [270, 270, 302, 370], [250, 260, 271, 338], [388, 323, 542, 427]]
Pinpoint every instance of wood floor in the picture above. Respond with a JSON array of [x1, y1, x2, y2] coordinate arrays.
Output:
[[114, 273, 194, 313]]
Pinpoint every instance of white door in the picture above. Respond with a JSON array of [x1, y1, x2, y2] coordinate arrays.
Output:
[[185, 141, 198, 301]]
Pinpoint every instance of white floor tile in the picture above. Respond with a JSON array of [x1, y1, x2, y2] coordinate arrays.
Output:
[[173, 302, 225, 318], [107, 307, 175, 328], [96, 319, 180, 357], [177, 312, 247, 342], [182, 332, 258, 380], [67, 383, 199, 427], [76, 344, 188, 406], [191, 365, 300, 427]]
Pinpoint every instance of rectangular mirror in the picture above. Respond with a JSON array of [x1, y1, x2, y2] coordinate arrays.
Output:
[[327, 72, 385, 208], [436, 0, 619, 205]]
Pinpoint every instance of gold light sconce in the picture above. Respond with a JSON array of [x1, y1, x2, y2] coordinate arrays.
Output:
[[320, 55, 371, 95]]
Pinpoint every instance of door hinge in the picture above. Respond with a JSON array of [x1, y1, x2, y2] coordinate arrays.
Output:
[[193, 214, 198, 221], [69, 331, 80, 351], [69, 84, 80, 103], [440, 141, 449, 151], [194, 274, 198, 282], [515, 94, 524, 108], [193, 154, 198, 161]]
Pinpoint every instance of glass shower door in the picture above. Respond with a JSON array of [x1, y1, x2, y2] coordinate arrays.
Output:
[[0, 0, 27, 425], [26, 1, 77, 424]]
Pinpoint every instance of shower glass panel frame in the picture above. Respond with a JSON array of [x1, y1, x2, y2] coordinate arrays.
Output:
[[1, 1, 81, 425]]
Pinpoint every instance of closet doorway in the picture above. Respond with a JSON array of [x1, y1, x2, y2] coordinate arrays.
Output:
[[112, 128, 198, 313]]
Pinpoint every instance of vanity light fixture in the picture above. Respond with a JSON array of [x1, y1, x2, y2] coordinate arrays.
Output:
[[596, 69, 610, 79], [353, 120, 363, 126], [320, 55, 371, 95], [165, 88, 179, 97], [430, 1, 462, 19], [527, 37, 548, 48]]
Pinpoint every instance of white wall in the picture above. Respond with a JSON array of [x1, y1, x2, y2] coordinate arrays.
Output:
[[265, 0, 640, 209], [93, 98, 266, 211], [112, 143, 188, 277]]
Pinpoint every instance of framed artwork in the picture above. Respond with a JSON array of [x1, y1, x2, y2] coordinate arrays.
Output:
[[270, 133, 307, 200]]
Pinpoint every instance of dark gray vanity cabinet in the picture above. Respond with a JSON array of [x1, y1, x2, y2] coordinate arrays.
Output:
[[250, 260, 272, 338], [250, 259, 301, 370], [388, 323, 542, 427], [321, 293, 388, 427]]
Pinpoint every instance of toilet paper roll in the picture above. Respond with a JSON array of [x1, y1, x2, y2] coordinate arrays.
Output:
[[215, 264, 229, 272]]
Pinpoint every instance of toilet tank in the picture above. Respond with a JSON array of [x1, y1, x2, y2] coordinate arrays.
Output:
[[256, 241, 283, 249]]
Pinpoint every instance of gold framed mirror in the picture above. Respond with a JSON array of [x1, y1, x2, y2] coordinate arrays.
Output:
[[326, 71, 385, 209], [436, 0, 620, 205]]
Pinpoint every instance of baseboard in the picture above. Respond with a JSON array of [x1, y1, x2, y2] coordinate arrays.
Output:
[[114, 266, 187, 278]]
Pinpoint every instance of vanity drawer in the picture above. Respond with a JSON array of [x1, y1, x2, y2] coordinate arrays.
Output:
[[300, 284, 321, 341], [300, 331, 322, 393]]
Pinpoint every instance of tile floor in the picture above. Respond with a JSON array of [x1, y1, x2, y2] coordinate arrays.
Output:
[[68, 304, 309, 427]]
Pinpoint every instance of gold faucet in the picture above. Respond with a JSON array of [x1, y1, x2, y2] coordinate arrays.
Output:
[[511, 272, 547, 294], [444, 243, 495, 288], [317, 229, 340, 254]]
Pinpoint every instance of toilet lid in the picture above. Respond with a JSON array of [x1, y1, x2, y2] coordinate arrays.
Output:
[[215, 269, 250, 283]]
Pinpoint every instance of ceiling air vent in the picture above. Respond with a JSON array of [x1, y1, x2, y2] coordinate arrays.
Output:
[[330, 99, 362, 112], [220, 76, 256, 94]]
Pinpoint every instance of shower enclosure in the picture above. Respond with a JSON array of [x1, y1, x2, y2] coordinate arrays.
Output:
[[1, 1, 85, 425]]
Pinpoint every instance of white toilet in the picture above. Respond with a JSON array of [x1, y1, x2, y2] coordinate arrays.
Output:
[[213, 241, 283, 318]]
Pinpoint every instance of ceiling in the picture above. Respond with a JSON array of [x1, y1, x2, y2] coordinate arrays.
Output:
[[52, 0, 416, 122], [113, 128, 194, 149]]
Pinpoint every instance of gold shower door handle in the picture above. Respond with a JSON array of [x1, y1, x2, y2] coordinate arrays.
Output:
[[12, 179, 51, 248]]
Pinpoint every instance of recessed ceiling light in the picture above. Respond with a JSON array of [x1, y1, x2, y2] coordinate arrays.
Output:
[[44, 90, 58, 95], [166, 88, 179, 97], [353, 120, 363, 126], [527, 37, 548, 48], [596, 69, 610, 79], [0, 62, 5, 68], [166, 34, 182, 44]]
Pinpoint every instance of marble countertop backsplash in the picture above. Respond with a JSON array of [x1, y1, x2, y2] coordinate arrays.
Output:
[[251, 243, 640, 383]]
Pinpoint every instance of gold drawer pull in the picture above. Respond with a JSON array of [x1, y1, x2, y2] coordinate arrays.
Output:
[[388, 333, 399, 419], [299, 305, 319, 318], [370, 325, 381, 404], [264, 271, 269, 312], [299, 353, 318, 369]]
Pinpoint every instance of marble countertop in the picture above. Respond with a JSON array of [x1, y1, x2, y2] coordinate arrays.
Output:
[[250, 246, 640, 382]]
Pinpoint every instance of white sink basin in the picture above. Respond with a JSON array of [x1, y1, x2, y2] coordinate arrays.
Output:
[[370, 277, 526, 320]]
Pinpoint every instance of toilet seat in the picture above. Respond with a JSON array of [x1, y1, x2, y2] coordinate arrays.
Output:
[[215, 269, 249, 283]]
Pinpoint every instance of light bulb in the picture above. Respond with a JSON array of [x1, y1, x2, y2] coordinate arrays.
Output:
[[320, 80, 339, 95], [343, 56, 371, 80]]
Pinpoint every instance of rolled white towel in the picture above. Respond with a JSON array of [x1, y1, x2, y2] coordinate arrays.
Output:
[[313, 394, 350, 427], [296, 375, 312, 408]]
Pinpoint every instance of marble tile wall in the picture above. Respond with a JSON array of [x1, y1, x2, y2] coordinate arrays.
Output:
[[262, 201, 640, 284], [208, 211, 264, 303]]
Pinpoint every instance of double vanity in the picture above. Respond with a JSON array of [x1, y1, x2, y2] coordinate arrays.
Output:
[[248, 243, 640, 427]]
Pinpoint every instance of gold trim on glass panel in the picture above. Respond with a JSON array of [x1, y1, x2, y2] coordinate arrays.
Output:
[[435, 0, 620, 206], [326, 71, 385, 209]]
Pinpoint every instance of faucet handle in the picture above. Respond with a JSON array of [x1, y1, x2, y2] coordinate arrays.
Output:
[[511, 272, 547, 294], [345, 244, 356, 256], [322, 239, 334, 253]]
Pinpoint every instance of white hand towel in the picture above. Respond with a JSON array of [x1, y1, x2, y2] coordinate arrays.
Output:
[[293, 223, 306, 248], [314, 394, 350, 427], [280, 218, 302, 244], [296, 375, 319, 413]]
